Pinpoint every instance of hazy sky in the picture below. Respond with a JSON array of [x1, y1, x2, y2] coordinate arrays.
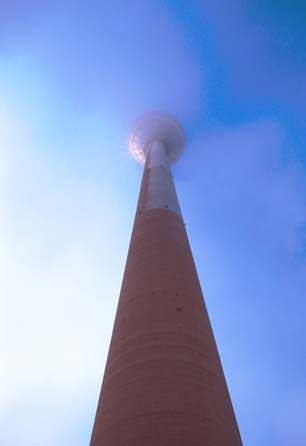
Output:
[[1, 1, 306, 445]]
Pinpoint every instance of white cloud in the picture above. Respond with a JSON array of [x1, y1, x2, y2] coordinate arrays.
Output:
[[0, 56, 135, 446]]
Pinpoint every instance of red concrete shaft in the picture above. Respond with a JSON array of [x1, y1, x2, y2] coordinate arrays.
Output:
[[90, 167, 242, 446]]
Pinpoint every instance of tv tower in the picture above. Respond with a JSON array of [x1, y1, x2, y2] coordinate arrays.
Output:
[[90, 112, 242, 445]]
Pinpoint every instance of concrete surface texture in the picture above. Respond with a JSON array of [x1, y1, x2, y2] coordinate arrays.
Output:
[[90, 158, 242, 445]]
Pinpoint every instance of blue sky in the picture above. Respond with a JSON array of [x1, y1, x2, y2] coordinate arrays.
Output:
[[1, 1, 306, 445]]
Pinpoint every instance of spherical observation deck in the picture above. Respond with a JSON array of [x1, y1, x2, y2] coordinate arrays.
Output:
[[129, 112, 185, 165]]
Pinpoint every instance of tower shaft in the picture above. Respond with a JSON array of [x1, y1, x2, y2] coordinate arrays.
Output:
[[90, 140, 242, 445]]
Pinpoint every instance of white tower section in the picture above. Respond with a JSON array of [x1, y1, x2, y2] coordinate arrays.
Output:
[[129, 112, 185, 217]]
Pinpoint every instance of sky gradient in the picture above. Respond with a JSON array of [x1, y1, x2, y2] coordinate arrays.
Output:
[[1, 1, 306, 445]]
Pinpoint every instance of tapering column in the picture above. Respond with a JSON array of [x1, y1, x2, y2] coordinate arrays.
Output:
[[90, 112, 242, 446]]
